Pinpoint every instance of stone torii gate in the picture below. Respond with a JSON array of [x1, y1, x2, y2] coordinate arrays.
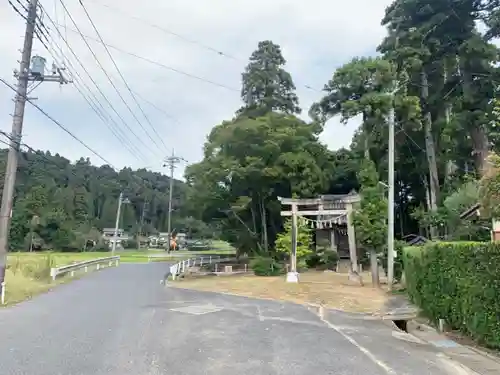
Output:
[[277, 193, 361, 282]]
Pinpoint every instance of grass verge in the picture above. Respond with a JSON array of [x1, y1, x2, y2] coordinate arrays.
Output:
[[172, 271, 388, 314]]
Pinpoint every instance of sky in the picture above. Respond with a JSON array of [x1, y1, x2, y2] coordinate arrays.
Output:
[[0, 0, 393, 179]]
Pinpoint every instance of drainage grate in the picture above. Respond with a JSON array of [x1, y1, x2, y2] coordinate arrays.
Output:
[[169, 304, 223, 315]]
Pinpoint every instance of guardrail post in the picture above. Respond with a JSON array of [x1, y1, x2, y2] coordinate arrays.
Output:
[[50, 268, 56, 281], [182, 260, 185, 273], [96, 264, 100, 270], [115, 259, 119, 267], [245, 264, 247, 272], [84, 266, 88, 272], [209, 256, 212, 264], [215, 263, 218, 273], [187, 259, 190, 268], [1, 281, 6, 305], [200, 257, 204, 266], [71, 271, 75, 277], [108, 261, 112, 267]]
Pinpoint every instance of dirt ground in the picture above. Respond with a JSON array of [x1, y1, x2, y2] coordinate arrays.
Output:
[[172, 271, 389, 314]]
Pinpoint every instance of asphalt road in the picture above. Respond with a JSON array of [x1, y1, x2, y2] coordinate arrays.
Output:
[[0, 263, 466, 374]]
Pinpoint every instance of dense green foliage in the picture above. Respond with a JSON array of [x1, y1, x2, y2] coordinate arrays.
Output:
[[250, 256, 284, 276], [352, 159, 388, 283], [0, 150, 199, 251], [309, 0, 500, 241], [187, 0, 500, 258], [353, 161, 388, 253], [404, 242, 500, 349]]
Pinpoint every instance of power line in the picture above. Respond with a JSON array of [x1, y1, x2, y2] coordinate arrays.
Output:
[[87, 0, 240, 61], [38, 10, 150, 163], [77, 0, 169, 153], [7, 0, 27, 19], [85, 0, 324, 93], [133, 90, 181, 124], [47, 45, 148, 162], [37, 4, 156, 160], [56, 0, 164, 156], [54, 23, 240, 92], [0, 76, 114, 166]]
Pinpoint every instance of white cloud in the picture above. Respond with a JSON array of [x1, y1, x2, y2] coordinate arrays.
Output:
[[0, 0, 392, 179]]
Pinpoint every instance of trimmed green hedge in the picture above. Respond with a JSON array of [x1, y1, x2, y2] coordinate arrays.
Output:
[[403, 242, 500, 349]]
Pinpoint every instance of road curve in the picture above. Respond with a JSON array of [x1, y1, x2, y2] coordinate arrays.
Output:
[[0, 263, 459, 374]]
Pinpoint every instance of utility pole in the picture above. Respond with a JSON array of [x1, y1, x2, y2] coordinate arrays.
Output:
[[112, 192, 129, 255], [0, 0, 70, 304], [163, 150, 186, 253], [387, 32, 401, 291], [138, 201, 148, 249], [387, 104, 395, 290]]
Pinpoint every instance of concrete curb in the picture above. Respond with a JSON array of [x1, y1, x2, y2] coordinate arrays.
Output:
[[409, 320, 500, 365], [435, 353, 482, 375], [306, 302, 418, 321], [314, 304, 486, 375]]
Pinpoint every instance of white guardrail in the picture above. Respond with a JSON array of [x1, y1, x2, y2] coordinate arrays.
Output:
[[50, 256, 120, 281], [170, 255, 236, 280]]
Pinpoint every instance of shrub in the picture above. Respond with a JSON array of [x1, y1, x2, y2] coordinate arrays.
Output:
[[250, 256, 284, 276], [403, 241, 500, 349], [381, 240, 404, 282], [305, 253, 322, 268], [305, 247, 339, 270], [321, 250, 339, 270]]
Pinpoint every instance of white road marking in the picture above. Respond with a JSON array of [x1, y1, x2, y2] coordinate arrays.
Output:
[[318, 306, 397, 375], [170, 304, 223, 315]]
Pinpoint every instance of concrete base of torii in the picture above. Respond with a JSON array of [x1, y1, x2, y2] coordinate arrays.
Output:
[[286, 271, 299, 283]]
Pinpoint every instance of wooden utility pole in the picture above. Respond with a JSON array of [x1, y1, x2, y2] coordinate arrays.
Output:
[[0, 0, 69, 304], [163, 150, 186, 253], [138, 201, 148, 249]]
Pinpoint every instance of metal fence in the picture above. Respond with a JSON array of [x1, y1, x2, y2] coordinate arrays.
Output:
[[50, 256, 120, 281], [169, 255, 237, 280]]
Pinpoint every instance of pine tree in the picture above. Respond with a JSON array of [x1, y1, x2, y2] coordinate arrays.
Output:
[[239, 40, 300, 116]]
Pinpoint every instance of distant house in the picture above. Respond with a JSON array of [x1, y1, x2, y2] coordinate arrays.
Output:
[[459, 203, 500, 241], [459, 203, 481, 220], [401, 234, 428, 246], [102, 228, 130, 249], [148, 232, 187, 249]]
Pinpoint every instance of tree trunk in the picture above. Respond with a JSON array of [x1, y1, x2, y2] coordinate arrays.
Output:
[[443, 63, 455, 182], [370, 249, 379, 287], [421, 70, 440, 239], [470, 126, 489, 177], [423, 178, 431, 238], [260, 196, 268, 252], [458, 56, 490, 177], [362, 112, 370, 160], [250, 203, 257, 234]]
